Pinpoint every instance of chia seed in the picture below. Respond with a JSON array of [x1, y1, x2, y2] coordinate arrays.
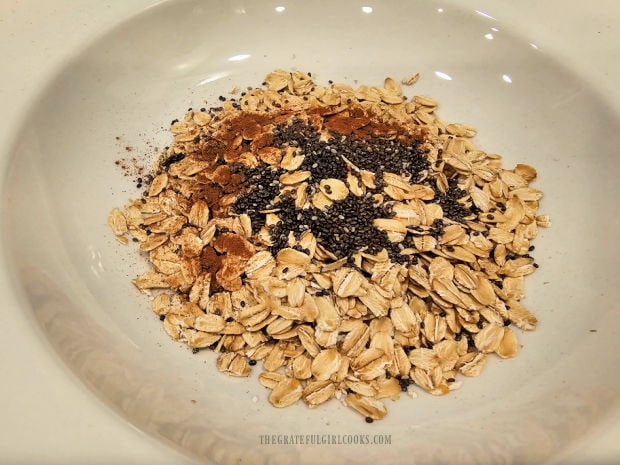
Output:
[[161, 152, 185, 168], [227, 116, 474, 269], [272, 119, 430, 183], [397, 377, 412, 392], [266, 193, 410, 264], [430, 178, 471, 223], [231, 164, 285, 233]]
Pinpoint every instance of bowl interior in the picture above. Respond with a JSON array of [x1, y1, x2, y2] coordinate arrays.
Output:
[[3, 1, 620, 464]]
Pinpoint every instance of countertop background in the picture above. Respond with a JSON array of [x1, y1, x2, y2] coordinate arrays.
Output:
[[0, 1, 618, 464]]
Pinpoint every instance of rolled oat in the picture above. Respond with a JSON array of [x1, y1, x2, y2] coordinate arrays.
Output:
[[109, 70, 548, 420]]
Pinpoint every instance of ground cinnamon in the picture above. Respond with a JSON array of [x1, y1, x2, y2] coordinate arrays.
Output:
[[212, 233, 254, 259]]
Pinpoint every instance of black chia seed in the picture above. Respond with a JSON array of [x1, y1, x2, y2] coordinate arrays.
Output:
[[266, 194, 409, 263], [397, 377, 412, 392], [429, 178, 472, 223], [231, 164, 285, 233], [229, 119, 473, 265], [272, 119, 430, 183], [161, 152, 186, 168]]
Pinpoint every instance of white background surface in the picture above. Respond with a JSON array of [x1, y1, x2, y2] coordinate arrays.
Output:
[[0, 1, 618, 464]]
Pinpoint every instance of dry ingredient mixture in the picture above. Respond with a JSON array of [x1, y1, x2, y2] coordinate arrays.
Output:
[[108, 70, 549, 421]]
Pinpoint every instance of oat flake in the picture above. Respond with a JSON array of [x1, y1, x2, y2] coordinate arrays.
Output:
[[109, 70, 548, 420]]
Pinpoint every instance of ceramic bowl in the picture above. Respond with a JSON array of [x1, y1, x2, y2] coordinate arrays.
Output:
[[3, 1, 620, 464]]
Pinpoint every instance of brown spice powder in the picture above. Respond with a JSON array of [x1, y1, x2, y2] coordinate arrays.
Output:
[[200, 246, 223, 283], [213, 233, 254, 259]]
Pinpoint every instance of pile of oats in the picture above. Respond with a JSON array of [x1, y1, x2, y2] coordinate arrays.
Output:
[[108, 70, 549, 421]]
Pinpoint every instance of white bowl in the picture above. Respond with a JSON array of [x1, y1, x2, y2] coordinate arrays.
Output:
[[3, 1, 620, 464]]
